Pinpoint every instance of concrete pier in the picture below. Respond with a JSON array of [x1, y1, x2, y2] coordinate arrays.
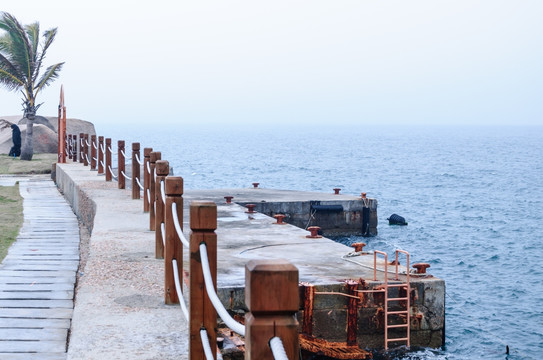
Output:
[[55, 162, 445, 357]]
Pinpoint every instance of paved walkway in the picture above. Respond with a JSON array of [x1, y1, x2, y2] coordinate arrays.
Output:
[[0, 176, 79, 360]]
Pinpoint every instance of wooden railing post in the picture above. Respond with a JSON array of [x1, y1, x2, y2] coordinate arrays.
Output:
[[83, 134, 89, 166], [67, 135, 73, 160], [164, 176, 183, 304], [149, 151, 161, 230], [245, 260, 300, 360], [155, 160, 169, 259], [132, 142, 140, 199], [189, 202, 217, 360], [98, 136, 104, 174], [143, 147, 153, 212], [79, 132, 84, 163], [105, 138, 112, 181], [118, 140, 125, 189], [90, 135, 97, 170]]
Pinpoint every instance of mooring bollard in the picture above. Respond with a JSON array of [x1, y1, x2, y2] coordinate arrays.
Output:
[[333, 188, 341, 195], [351, 242, 366, 252], [118, 140, 125, 189], [189, 202, 218, 360], [306, 226, 322, 238], [155, 160, 169, 259], [245, 259, 300, 360], [143, 147, 153, 212], [273, 214, 286, 225], [149, 151, 161, 231], [98, 136, 104, 174], [79, 132, 84, 163], [164, 176, 184, 304], [132, 142, 140, 200], [252, 182, 260, 188], [224, 196, 233, 204], [90, 135, 97, 170], [83, 134, 89, 166], [105, 138, 112, 182]]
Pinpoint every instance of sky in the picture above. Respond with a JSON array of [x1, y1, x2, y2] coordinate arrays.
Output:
[[1, 1, 542, 128]]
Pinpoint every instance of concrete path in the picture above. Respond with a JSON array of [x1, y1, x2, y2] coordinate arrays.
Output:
[[0, 176, 79, 360]]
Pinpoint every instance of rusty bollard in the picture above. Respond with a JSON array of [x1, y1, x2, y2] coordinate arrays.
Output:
[[413, 263, 431, 274], [351, 242, 366, 252], [224, 196, 234, 204], [306, 226, 322, 238], [361, 192, 367, 199], [333, 188, 341, 195], [245, 204, 256, 213], [273, 214, 286, 225], [252, 182, 259, 189]]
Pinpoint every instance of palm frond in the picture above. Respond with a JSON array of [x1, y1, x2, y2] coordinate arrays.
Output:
[[0, 52, 24, 87], [0, 12, 33, 84], [34, 62, 63, 94], [25, 22, 39, 62], [35, 27, 57, 79]]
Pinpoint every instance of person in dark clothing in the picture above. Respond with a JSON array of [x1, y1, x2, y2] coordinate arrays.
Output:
[[8, 124, 21, 157]]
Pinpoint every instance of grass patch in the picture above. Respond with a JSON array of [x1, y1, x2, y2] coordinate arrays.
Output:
[[0, 183, 23, 262], [0, 153, 56, 174]]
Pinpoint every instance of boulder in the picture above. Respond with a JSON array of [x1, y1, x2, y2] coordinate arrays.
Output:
[[0, 115, 96, 155]]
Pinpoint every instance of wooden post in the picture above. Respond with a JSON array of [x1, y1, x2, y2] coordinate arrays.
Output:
[[57, 104, 62, 163], [143, 147, 153, 212], [90, 135, 97, 170], [164, 176, 183, 304], [118, 140, 125, 189], [61, 105, 66, 163], [79, 133, 84, 163], [245, 260, 300, 360], [132, 142, 141, 200], [189, 202, 217, 360], [98, 136, 104, 174], [155, 160, 169, 259], [149, 151, 161, 230], [105, 138, 112, 181], [346, 280, 359, 346], [67, 135, 72, 160], [83, 134, 89, 166]]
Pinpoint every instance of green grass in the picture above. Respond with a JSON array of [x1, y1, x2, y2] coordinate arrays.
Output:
[[0, 183, 23, 262], [0, 153, 56, 174]]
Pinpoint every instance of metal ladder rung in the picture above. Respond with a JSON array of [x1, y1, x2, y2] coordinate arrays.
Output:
[[387, 337, 409, 343], [387, 297, 408, 302], [387, 283, 408, 288], [388, 310, 408, 315], [386, 324, 408, 329]]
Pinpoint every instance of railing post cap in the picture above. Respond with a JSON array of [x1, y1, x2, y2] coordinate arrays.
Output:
[[150, 151, 161, 162], [132, 142, 140, 150], [144, 147, 153, 156], [118, 140, 125, 147], [155, 160, 169, 176], [165, 176, 183, 195], [105, 138, 111, 144], [190, 201, 217, 230], [245, 259, 299, 313], [99, 136, 104, 141]]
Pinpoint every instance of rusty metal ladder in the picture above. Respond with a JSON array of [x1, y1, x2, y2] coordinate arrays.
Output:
[[374, 250, 411, 350]]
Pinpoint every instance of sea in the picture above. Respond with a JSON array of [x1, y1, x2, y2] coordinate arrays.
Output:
[[105, 123, 542, 360]]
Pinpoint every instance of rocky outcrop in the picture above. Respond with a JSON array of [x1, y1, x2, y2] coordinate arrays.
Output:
[[0, 115, 96, 154]]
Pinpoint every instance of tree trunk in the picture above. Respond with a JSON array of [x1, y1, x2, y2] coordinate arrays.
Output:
[[20, 118, 34, 161]]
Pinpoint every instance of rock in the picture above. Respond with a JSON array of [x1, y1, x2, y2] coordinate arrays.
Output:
[[0, 115, 96, 155]]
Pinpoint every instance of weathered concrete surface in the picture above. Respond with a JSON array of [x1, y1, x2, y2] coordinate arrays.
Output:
[[56, 162, 445, 353], [55, 163, 187, 359]]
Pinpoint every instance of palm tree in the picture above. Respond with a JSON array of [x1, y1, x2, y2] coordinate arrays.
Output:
[[0, 12, 64, 160]]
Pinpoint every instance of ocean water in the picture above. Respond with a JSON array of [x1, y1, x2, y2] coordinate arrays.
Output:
[[105, 123, 543, 360]]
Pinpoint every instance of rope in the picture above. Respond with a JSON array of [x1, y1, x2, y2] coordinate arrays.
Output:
[[100, 143, 105, 153], [161, 223, 166, 246], [172, 259, 189, 320], [85, 140, 90, 146], [135, 153, 143, 165], [100, 160, 105, 168], [135, 177, 144, 190], [160, 180, 166, 204], [172, 202, 189, 248], [93, 157, 98, 161], [200, 329, 215, 360], [108, 146, 113, 152], [146, 161, 151, 175], [269, 337, 289, 360], [147, 188, 151, 203], [120, 149, 127, 158], [108, 165, 118, 179], [121, 170, 132, 180], [85, 154, 90, 163], [93, 142, 98, 150], [199, 243, 246, 336]]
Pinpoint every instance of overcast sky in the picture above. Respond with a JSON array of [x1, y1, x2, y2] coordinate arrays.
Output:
[[1, 1, 542, 127]]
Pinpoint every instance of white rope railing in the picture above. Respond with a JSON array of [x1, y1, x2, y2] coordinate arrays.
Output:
[[120, 149, 127, 158], [160, 180, 166, 204], [135, 177, 144, 190], [135, 153, 143, 165], [100, 160, 105, 168], [93, 142, 98, 150], [121, 170, 132, 180], [146, 161, 151, 175], [161, 223, 166, 246], [85, 140, 90, 146], [200, 329, 215, 360], [100, 143, 105, 153], [93, 156, 98, 161], [147, 188, 151, 203], [85, 154, 90, 163], [108, 165, 118, 180], [199, 243, 245, 336], [171, 202, 190, 248], [172, 259, 189, 320], [108, 146, 113, 153], [269, 337, 289, 360]]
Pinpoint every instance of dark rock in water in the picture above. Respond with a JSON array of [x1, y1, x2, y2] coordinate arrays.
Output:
[[387, 213, 408, 225]]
